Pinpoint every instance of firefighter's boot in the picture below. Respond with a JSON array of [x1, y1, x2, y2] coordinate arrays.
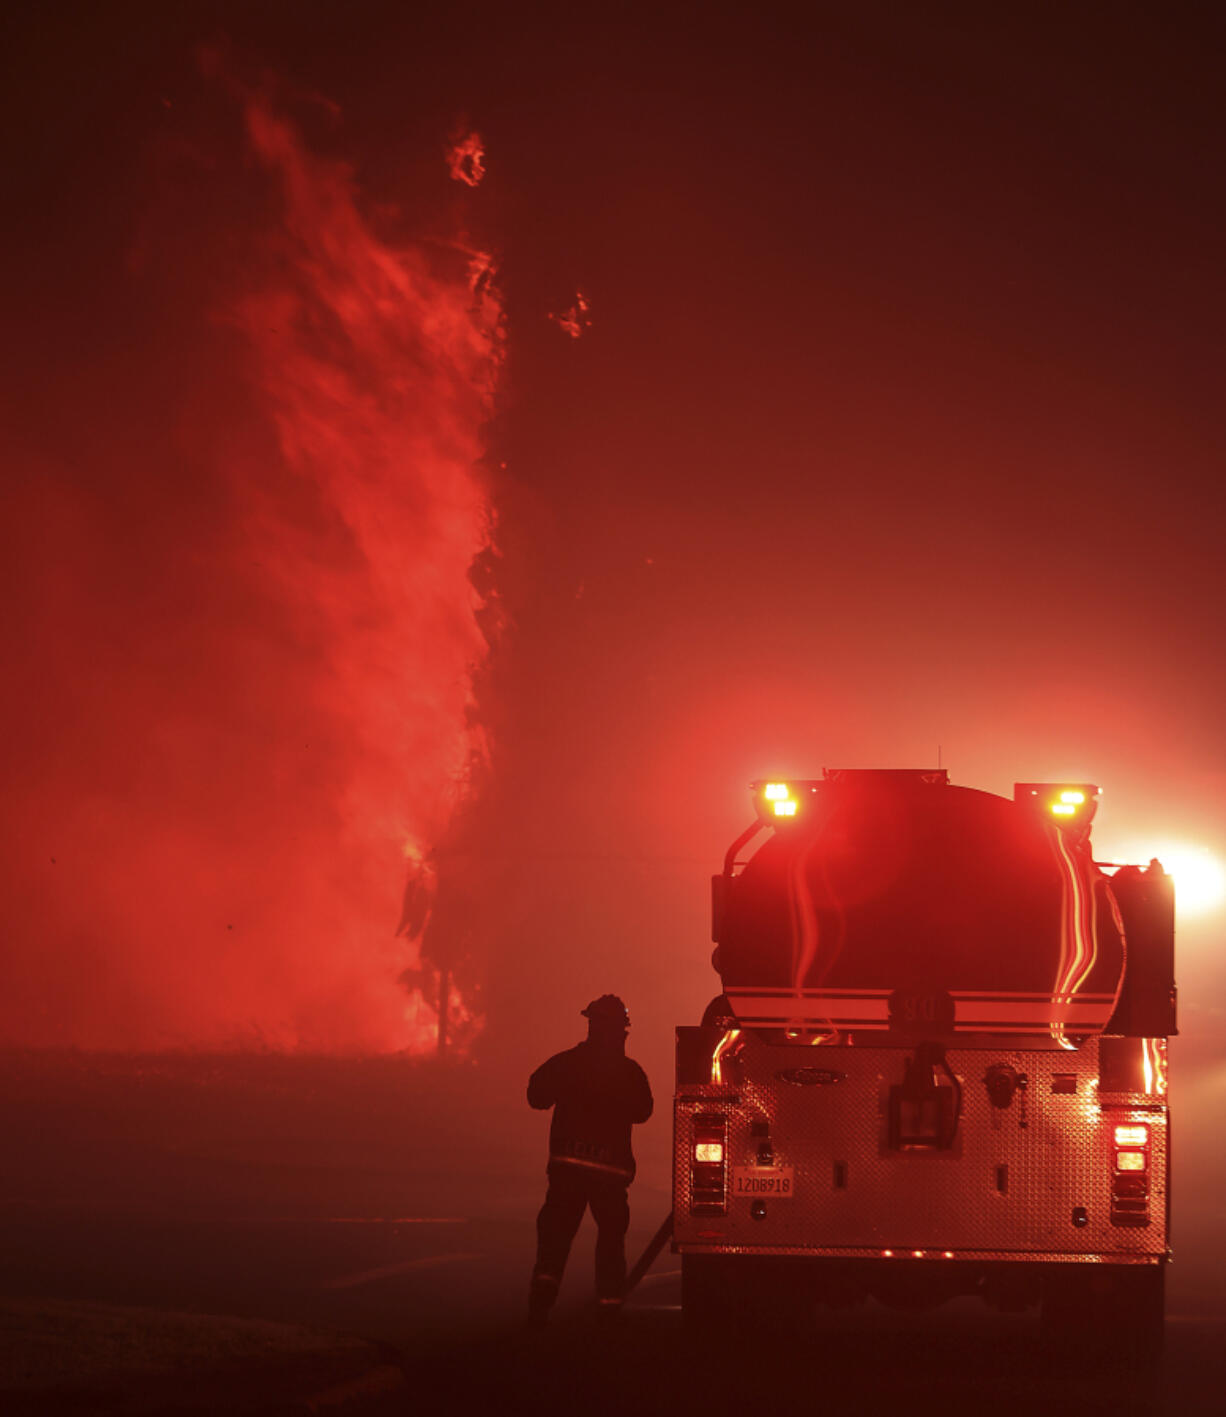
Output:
[[527, 1274, 559, 1328]]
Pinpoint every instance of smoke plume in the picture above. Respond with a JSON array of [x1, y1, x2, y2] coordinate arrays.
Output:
[[0, 82, 502, 1052]]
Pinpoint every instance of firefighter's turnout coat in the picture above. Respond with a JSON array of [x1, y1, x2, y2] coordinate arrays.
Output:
[[528, 1041, 654, 1181]]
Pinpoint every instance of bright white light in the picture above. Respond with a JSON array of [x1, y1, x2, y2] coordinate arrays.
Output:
[[1105, 842, 1226, 918], [1160, 847, 1226, 916]]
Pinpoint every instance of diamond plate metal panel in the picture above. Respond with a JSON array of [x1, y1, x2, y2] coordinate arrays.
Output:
[[673, 1033, 1168, 1261]]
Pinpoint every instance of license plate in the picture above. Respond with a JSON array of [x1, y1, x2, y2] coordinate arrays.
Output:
[[732, 1166, 795, 1197]]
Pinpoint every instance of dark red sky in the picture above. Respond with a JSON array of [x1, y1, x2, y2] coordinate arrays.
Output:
[[2, 4, 1224, 1079]]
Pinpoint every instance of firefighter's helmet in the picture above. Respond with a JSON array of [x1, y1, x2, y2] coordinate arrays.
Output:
[[581, 994, 629, 1026]]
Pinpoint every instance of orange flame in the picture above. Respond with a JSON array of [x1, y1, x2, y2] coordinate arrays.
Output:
[[227, 97, 503, 1053], [447, 131, 486, 187], [0, 74, 503, 1054], [548, 291, 591, 339]]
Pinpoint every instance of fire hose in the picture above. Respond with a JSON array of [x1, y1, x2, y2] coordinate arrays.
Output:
[[622, 1210, 674, 1298]]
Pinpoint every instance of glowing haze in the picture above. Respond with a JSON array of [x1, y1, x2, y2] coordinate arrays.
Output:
[[0, 86, 502, 1052], [1100, 842, 1226, 919]]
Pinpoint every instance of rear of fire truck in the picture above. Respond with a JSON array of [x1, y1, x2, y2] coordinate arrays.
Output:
[[673, 770, 1174, 1358]]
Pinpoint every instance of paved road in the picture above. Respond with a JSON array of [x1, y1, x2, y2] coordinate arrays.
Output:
[[2, 1209, 1223, 1416], [1, 1053, 1222, 1414]]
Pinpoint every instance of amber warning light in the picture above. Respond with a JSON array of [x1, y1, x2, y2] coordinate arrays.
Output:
[[756, 781, 811, 820], [763, 782, 797, 816], [1052, 789, 1086, 817], [1014, 782, 1100, 825]]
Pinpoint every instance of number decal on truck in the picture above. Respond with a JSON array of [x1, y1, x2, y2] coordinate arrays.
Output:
[[732, 1166, 795, 1196]]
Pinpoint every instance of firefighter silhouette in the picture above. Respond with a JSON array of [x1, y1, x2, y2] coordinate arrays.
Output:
[[527, 994, 653, 1323]]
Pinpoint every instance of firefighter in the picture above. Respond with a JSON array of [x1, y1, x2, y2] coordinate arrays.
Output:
[[527, 994, 653, 1324]]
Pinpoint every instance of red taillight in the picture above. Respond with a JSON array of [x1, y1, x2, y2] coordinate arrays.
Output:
[[691, 1115, 727, 1217], [1110, 1120, 1154, 1229]]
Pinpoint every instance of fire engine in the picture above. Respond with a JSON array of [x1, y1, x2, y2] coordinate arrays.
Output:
[[673, 770, 1174, 1356]]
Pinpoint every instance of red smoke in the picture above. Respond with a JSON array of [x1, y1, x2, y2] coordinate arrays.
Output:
[[1, 86, 502, 1052]]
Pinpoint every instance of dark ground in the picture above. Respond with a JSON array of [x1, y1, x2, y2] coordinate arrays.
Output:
[[0, 1052, 1222, 1416]]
